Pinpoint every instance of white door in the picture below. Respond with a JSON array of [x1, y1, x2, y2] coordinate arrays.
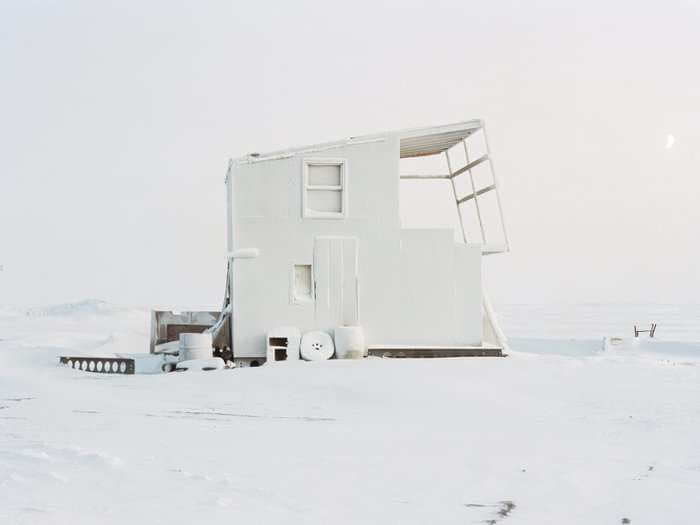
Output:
[[313, 237, 359, 327]]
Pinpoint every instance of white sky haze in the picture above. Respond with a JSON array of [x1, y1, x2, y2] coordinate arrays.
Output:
[[1, 0, 699, 307]]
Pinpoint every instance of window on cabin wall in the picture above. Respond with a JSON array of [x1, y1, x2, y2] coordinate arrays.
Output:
[[302, 158, 347, 218], [292, 264, 313, 303]]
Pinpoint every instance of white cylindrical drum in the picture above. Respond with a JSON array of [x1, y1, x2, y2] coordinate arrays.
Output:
[[300, 331, 334, 361], [179, 332, 213, 362], [334, 326, 365, 359]]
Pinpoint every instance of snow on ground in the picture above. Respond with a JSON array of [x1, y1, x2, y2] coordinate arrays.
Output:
[[1, 301, 699, 524]]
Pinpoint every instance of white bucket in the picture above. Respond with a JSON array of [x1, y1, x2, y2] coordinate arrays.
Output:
[[179, 332, 213, 362], [334, 326, 365, 359], [300, 331, 334, 361]]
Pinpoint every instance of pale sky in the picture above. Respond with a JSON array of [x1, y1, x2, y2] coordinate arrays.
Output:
[[1, 0, 699, 308]]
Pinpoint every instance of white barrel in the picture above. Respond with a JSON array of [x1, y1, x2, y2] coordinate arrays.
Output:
[[300, 331, 334, 361], [334, 326, 365, 359], [179, 332, 213, 362], [176, 357, 225, 372]]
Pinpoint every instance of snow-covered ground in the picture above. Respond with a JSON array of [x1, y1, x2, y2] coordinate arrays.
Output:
[[1, 300, 699, 524]]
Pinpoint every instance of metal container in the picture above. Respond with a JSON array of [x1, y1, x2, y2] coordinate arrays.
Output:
[[178, 332, 213, 362]]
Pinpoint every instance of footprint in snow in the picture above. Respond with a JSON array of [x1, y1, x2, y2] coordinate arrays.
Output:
[[464, 501, 516, 523]]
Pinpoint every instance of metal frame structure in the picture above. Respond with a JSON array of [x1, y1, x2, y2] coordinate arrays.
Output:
[[398, 121, 510, 351], [399, 121, 509, 255]]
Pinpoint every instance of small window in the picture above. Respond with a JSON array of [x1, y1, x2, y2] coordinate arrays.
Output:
[[303, 158, 347, 218], [293, 264, 313, 303]]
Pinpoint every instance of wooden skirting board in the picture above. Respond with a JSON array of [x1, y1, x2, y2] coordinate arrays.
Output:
[[367, 345, 503, 358]]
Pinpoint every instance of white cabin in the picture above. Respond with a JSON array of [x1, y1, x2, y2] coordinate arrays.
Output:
[[225, 120, 509, 363]]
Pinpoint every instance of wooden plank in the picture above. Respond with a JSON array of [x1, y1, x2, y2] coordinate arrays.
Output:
[[399, 174, 451, 180], [464, 141, 486, 243], [306, 185, 343, 191], [450, 153, 489, 178], [457, 184, 496, 205], [481, 243, 508, 255], [367, 346, 503, 358]]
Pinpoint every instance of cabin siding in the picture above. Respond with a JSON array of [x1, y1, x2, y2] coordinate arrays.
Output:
[[229, 136, 482, 357]]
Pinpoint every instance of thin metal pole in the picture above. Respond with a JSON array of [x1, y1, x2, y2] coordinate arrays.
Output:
[[463, 140, 487, 244], [482, 291, 510, 353], [226, 160, 236, 354], [480, 123, 510, 252], [444, 150, 468, 244]]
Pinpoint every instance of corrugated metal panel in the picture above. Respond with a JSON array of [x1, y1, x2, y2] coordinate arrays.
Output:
[[399, 129, 477, 158]]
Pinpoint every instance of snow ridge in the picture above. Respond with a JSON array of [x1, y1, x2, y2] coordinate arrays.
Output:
[[24, 299, 128, 318]]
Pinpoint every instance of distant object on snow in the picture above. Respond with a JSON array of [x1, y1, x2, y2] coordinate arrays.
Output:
[[603, 322, 657, 351]]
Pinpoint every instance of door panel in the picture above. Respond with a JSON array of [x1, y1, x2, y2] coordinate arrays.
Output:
[[313, 237, 358, 327]]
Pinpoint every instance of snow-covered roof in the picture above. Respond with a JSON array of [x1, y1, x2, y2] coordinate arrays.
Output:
[[234, 119, 483, 165]]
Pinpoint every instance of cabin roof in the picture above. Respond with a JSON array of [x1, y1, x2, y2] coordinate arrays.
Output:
[[234, 119, 483, 165]]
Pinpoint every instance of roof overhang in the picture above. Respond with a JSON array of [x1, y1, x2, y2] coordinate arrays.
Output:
[[397, 120, 482, 158], [233, 119, 483, 165]]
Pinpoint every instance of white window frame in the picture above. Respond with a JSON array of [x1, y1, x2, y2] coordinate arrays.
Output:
[[302, 158, 348, 219], [290, 262, 315, 305]]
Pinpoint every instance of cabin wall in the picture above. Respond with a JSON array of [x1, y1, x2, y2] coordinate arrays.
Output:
[[377, 230, 482, 346], [228, 137, 482, 357]]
